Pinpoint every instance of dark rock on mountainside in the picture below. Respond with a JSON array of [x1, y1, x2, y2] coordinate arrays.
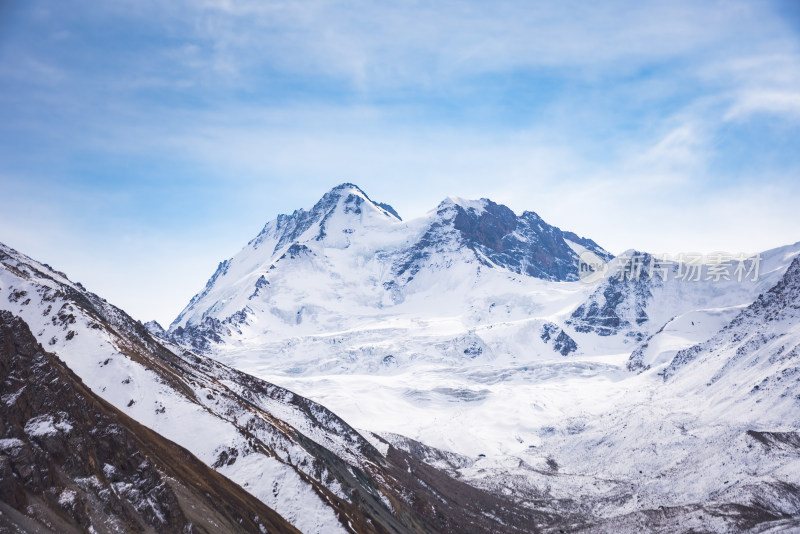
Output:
[[392, 197, 610, 285], [553, 330, 578, 356], [0, 310, 298, 534], [540, 322, 560, 343], [452, 199, 609, 280], [569, 252, 664, 339], [541, 322, 578, 356], [169, 314, 239, 353]]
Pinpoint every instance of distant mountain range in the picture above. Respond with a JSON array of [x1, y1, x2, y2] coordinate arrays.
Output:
[[3, 183, 800, 532]]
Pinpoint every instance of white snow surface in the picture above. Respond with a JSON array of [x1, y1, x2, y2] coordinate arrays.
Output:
[[162, 184, 800, 519], [24, 414, 73, 437], [229, 241, 800, 515]]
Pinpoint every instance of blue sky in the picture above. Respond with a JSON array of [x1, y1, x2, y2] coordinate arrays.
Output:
[[1, 0, 800, 325]]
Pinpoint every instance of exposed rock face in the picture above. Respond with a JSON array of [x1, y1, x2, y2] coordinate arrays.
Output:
[[451, 199, 609, 281], [540, 322, 578, 356], [627, 334, 655, 372], [169, 314, 238, 353], [569, 252, 663, 340], [0, 310, 297, 534], [553, 330, 578, 356]]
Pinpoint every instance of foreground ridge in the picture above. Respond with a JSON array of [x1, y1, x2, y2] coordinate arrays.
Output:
[[0, 309, 299, 533]]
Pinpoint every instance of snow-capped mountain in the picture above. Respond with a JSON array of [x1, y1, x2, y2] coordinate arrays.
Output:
[[0, 241, 544, 533], [163, 183, 799, 382], [156, 184, 800, 532], [168, 183, 610, 354]]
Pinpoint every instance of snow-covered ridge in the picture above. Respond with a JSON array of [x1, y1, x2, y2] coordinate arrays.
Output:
[[167, 183, 610, 354], [572, 245, 800, 343], [663, 255, 800, 386]]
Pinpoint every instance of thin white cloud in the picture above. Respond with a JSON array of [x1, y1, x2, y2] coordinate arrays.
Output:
[[81, 0, 795, 91], [2, 0, 799, 324], [725, 90, 800, 120]]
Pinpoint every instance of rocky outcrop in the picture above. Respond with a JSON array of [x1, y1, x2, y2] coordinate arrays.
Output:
[[541, 322, 578, 356], [569, 252, 663, 340], [553, 330, 578, 356]]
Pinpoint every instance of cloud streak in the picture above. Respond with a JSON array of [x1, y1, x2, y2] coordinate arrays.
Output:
[[1, 0, 799, 324]]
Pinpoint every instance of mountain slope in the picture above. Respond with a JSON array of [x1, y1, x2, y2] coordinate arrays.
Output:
[[486, 258, 800, 532], [0, 310, 298, 534], [0, 240, 554, 533], [571, 244, 800, 344], [663, 256, 800, 402]]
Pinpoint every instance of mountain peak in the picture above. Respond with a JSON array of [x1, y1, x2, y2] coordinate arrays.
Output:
[[438, 196, 490, 214], [324, 182, 369, 201], [316, 183, 402, 222], [329, 182, 366, 194]]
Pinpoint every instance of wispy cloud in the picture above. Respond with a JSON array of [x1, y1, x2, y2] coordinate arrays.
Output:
[[1, 0, 799, 324], [726, 90, 800, 120]]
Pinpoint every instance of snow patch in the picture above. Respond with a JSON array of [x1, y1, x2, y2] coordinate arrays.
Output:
[[24, 414, 73, 437]]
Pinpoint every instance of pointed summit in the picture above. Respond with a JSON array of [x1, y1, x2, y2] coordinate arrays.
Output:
[[317, 182, 401, 221], [310, 182, 402, 226], [325, 182, 369, 199], [331, 182, 363, 192], [317, 183, 369, 207], [337, 182, 402, 221], [248, 183, 400, 252]]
